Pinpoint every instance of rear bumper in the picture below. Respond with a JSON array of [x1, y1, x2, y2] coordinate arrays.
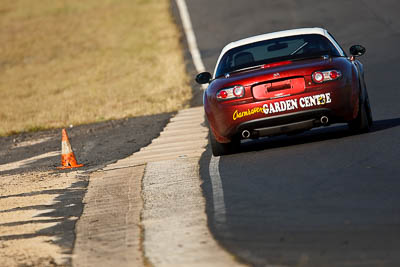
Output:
[[236, 108, 331, 138], [205, 86, 355, 142]]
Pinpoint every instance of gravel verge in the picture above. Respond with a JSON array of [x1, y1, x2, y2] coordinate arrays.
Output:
[[0, 113, 173, 266]]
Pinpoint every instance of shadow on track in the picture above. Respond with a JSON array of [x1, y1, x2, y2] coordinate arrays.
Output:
[[200, 117, 400, 267], [241, 117, 400, 154]]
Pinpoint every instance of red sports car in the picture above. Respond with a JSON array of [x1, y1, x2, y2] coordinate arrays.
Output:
[[196, 28, 372, 156]]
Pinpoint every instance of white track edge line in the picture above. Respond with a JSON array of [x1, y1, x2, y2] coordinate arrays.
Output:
[[175, 0, 208, 90], [209, 155, 227, 224], [175, 0, 227, 224]]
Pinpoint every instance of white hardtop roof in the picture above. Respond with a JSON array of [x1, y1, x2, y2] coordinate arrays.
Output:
[[213, 27, 344, 77], [221, 28, 328, 54]]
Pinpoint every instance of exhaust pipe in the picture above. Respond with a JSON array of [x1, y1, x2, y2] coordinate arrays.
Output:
[[242, 130, 251, 139], [320, 116, 329, 125]]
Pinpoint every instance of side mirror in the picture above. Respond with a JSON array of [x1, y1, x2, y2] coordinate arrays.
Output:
[[195, 72, 212, 84], [349, 45, 366, 56]]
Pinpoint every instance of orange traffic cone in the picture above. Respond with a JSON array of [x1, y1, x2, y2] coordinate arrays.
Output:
[[57, 128, 84, 170]]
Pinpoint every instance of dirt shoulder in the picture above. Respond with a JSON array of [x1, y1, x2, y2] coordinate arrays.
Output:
[[0, 113, 173, 176], [0, 0, 203, 265], [0, 170, 85, 266], [0, 113, 173, 266]]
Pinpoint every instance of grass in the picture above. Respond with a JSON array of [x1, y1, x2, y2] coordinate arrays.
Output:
[[0, 0, 192, 136]]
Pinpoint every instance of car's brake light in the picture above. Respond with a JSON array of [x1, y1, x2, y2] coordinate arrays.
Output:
[[261, 60, 292, 69], [216, 85, 245, 101], [329, 70, 339, 79], [312, 70, 342, 83]]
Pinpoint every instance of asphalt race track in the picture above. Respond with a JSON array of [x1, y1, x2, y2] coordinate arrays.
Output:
[[180, 1, 400, 266]]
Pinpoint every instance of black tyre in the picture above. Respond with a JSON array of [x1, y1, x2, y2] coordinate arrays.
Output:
[[209, 132, 240, 156], [348, 91, 373, 133]]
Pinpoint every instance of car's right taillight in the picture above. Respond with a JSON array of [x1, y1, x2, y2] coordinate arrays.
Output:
[[216, 85, 245, 101], [312, 70, 342, 83]]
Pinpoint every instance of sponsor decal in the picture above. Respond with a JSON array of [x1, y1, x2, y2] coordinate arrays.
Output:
[[263, 93, 331, 115], [232, 93, 332, 119], [233, 107, 264, 120]]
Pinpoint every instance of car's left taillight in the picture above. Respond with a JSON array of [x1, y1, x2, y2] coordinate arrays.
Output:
[[312, 70, 342, 83], [216, 85, 245, 101]]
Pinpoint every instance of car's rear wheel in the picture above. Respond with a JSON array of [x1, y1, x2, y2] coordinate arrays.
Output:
[[348, 91, 373, 133], [209, 132, 240, 156]]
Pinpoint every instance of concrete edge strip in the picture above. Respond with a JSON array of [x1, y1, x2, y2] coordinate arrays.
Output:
[[142, 158, 243, 266], [73, 106, 245, 266], [73, 0, 241, 264]]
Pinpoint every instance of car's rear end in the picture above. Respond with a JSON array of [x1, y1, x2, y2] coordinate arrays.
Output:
[[204, 29, 360, 143]]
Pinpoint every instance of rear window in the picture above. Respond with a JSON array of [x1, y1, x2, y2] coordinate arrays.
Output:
[[215, 34, 340, 78]]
